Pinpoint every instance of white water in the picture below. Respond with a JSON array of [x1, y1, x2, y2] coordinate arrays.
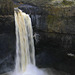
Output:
[[11, 8, 48, 75]]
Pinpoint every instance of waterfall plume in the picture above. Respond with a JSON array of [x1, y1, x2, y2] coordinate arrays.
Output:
[[14, 8, 35, 72], [10, 8, 48, 75]]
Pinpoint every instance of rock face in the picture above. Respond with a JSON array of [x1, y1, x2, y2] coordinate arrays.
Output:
[[0, 3, 15, 70], [46, 6, 75, 34], [0, 34, 15, 73], [0, 15, 15, 34], [0, 16, 15, 73], [12, 0, 75, 7]]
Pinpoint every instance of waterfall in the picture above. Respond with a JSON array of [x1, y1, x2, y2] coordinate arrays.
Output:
[[14, 8, 35, 72], [10, 8, 48, 75]]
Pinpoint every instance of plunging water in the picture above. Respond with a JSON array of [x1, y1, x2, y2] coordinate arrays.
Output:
[[14, 8, 35, 72], [12, 8, 47, 75]]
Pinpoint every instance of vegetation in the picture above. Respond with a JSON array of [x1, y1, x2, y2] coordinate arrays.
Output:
[[61, 0, 74, 6]]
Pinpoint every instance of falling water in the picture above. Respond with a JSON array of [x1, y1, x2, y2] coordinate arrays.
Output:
[[10, 8, 48, 75], [14, 8, 35, 72]]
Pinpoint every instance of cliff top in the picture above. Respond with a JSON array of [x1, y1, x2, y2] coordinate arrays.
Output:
[[12, 0, 75, 7]]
